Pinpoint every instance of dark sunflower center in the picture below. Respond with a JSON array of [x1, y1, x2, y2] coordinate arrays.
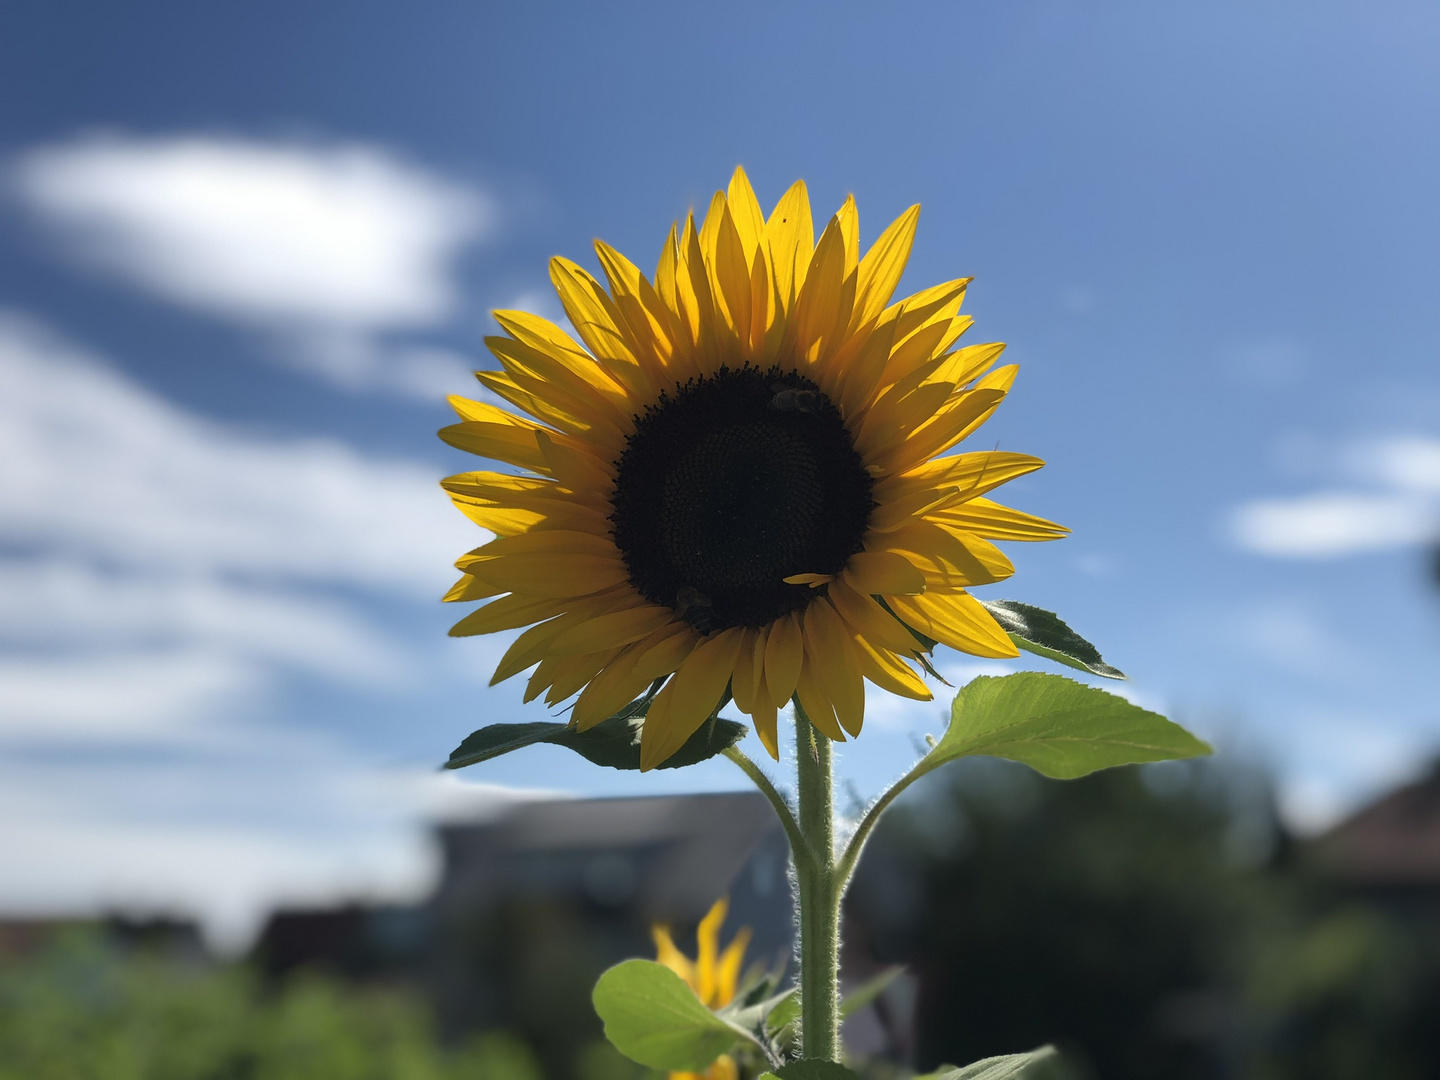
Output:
[[610, 365, 874, 632]]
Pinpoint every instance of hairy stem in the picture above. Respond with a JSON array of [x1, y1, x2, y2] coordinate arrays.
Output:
[[793, 700, 840, 1062]]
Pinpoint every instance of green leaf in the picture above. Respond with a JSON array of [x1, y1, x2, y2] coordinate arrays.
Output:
[[592, 959, 756, 1070], [445, 712, 747, 772], [765, 1062, 863, 1080], [840, 966, 904, 1017], [981, 600, 1125, 679], [919, 1046, 1060, 1079], [932, 672, 1211, 780]]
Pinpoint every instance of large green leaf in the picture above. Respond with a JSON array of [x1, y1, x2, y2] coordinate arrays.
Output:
[[981, 600, 1124, 679], [919, 1046, 1059, 1079], [592, 959, 756, 1070], [445, 712, 746, 772], [932, 673, 1211, 780]]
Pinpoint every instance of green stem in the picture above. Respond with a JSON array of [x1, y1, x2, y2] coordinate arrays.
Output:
[[793, 699, 841, 1063]]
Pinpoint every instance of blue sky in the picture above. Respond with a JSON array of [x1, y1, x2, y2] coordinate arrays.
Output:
[[2, 0, 1438, 945]]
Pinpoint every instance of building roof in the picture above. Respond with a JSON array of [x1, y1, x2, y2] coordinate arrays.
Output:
[[434, 791, 785, 925], [1316, 765, 1440, 885]]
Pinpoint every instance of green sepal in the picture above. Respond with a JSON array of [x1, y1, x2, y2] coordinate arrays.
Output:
[[592, 959, 761, 1071], [981, 600, 1125, 679], [933, 672, 1210, 780], [918, 1046, 1060, 1079], [444, 688, 746, 772]]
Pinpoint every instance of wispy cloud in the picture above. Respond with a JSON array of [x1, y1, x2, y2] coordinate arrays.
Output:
[[0, 310, 486, 746], [0, 311, 520, 943], [11, 133, 491, 398], [1229, 434, 1440, 558], [0, 313, 471, 591]]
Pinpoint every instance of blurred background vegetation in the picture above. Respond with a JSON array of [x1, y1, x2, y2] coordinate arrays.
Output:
[[10, 753, 1440, 1079]]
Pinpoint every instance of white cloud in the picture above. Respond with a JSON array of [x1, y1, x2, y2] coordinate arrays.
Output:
[[11, 133, 492, 398], [1229, 491, 1434, 557], [0, 752, 531, 950], [0, 311, 489, 748], [0, 314, 533, 943], [1349, 435, 1440, 494], [0, 650, 253, 742], [0, 313, 474, 591]]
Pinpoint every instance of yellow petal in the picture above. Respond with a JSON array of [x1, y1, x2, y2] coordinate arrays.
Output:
[[535, 429, 614, 495], [930, 496, 1070, 542], [464, 552, 628, 598], [886, 592, 1019, 659], [443, 574, 504, 606], [633, 625, 702, 683], [790, 210, 854, 369], [447, 496, 544, 536], [854, 382, 952, 460], [548, 256, 649, 391], [880, 521, 1015, 590], [549, 604, 675, 656], [651, 925, 696, 987], [726, 167, 765, 262], [851, 204, 919, 332], [711, 202, 752, 352], [538, 646, 623, 706], [782, 573, 834, 587], [484, 339, 630, 438], [875, 278, 972, 388], [490, 614, 576, 685], [827, 580, 925, 655], [804, 600, 865, 737], [762, 612, 804, 707], [765, 179, 814, 316], [593, 240, 675, 381], [751, 697, 780, 761], [852, 637, 932, 700], [715, 927, 752, 1007], [874, 385, 1009, 476], [795, 651, 846, 742], [844, 551, 926, 596], [695, 896, 728, 1005], [879, 450, 1046, 505], [474, 370, 621, 446], [640, 629, 745, 770], [463, 529, 616, 560], [572, 629, 676, 731], [438, 420, 548, 473], [730, 628, 758, 714], [749, 627, 770, 709], [447, 590, 587, 635]]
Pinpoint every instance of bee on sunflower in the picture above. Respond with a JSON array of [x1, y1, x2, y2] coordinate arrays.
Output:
[[440, 167, 1066, 771]]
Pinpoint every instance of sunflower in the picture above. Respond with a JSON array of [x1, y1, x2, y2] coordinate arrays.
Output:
[[440, 168, 1066, 769], [652, 897, 751, 1080]]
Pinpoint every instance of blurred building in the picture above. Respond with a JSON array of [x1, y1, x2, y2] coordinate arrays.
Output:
[[1315, 761, 1440, 908], [253, 791, 794, 1073]]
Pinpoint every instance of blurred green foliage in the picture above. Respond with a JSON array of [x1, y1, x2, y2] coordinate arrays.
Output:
[[856, 758, 1440, 1080], [0, 930, 553, 1080]]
